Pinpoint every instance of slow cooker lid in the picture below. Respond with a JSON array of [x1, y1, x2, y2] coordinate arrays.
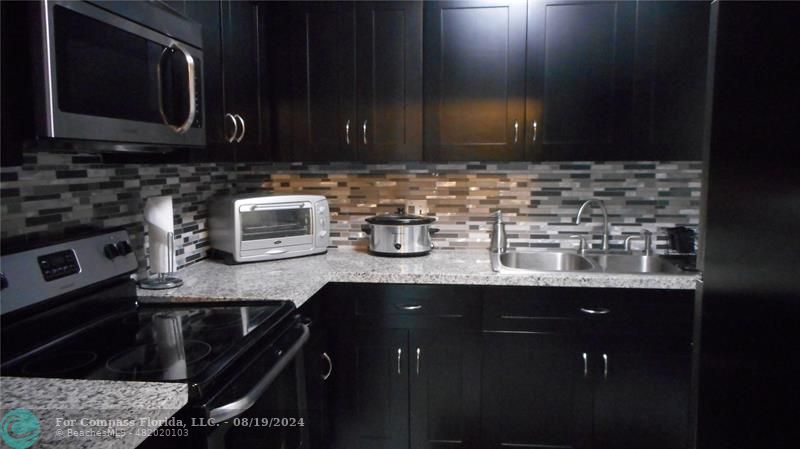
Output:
[[365, 208, 436, 225]]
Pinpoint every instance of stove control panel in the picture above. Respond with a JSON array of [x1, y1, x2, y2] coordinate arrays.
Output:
[[0, 229, 138, 315], [38, 249, 81, 281]]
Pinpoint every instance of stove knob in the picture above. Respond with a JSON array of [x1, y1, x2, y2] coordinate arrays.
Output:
[[104, 243, 121, 260], [116, 240, 133, 256]]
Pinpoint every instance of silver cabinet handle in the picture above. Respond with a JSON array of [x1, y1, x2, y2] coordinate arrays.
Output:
[[224, 113, 238, 143], [603, 353, 608, 379], [532, 120, 538, 142], [234, 114, 245, 143], [514, 120, 519, 143], [321, 352, 333, 381], [416, 347, 421, 375], [580, 307, 611, 315], [582, 352, 588, 378], [396, 304, 422, 311], [397, 347, 402, 375], [345, 119, 351, 145], [362, 120, 368, 145], [157, 43, 196, 134]]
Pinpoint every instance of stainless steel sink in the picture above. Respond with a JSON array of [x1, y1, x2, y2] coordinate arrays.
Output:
[[588, 254, 683, 274], [494, 250, 690, 275], [499, 251, 595, 272]]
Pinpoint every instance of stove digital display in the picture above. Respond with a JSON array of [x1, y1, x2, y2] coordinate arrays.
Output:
[[38, 249, 80, 281]]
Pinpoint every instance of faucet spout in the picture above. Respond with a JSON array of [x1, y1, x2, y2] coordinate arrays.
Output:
[[575, 199, 610, 252]]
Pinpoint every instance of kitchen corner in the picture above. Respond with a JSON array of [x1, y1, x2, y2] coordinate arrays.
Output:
[[138, 247, 700, 309]]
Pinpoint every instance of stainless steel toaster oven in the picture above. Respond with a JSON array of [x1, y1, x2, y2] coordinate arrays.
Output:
[[209, 195, 330, 264]]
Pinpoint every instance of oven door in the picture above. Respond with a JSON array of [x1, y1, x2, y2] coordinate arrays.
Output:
[[201, 322, 310, 449], [39, 0, 205, 146], [238, 203, 314, 253]]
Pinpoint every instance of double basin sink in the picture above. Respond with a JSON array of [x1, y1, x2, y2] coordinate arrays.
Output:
[[496, 250, 689, 275]]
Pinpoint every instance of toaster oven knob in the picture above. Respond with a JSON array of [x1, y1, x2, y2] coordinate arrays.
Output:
[[116, 240, 133, 256], [104, 243, 121, 260]]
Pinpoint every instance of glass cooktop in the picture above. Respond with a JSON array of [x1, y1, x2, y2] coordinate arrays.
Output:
[[1, 302, 295, 384]]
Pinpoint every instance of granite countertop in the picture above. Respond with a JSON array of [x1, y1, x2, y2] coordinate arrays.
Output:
[[0, 377, 187, 449], [139, 248, 700, 308]]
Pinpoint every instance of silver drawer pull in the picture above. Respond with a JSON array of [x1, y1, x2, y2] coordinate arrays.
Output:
[[397, 304, 422, 311], [416, 347, 421, 375], [603, 353, 608, 379], [580, 307, 610, 315], [397, 347, 402, 375], [582, 352, 588, 378]]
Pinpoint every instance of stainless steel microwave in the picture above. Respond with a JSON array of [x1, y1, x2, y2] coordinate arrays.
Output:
[[209, 195, 331, 264], [31, 0, 205, 148]]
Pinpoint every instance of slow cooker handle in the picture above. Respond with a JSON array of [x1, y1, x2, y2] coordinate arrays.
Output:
[[428, 228, 440, 235], [361, 224, 372, 235]]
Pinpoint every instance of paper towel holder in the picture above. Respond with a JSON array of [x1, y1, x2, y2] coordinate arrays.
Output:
[[139, 231, 184, 290]]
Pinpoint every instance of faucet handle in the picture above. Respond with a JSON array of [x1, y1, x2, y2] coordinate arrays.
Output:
[[569, 235, 588, 254]]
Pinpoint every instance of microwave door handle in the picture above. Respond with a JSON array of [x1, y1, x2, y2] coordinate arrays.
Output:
[[208, 323, 310, 422], [157, 43, 196, 134]]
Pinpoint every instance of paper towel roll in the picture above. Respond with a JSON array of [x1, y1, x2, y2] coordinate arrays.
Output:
[[144, 195, 175, 274]]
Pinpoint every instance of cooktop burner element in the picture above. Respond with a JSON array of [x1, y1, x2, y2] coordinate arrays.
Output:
[[106, 340, 212, 379], [21, 350, 99, 377]]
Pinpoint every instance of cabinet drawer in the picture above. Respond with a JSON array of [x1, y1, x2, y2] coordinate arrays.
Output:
[[353, 284, 481, 329], [483, 287, 693, 337], [483, 287, 585, 333]]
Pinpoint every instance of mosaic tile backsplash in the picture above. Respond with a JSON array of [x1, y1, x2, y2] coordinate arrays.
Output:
[[1, 154, 701, 275]]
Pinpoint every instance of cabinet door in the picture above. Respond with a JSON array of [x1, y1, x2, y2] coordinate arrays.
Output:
[[303, 328, 333, 449], [355, 1, 423, 161], [632, 1, 710, 160], [221, 0, 266, 160], [271, 1, 356, 162], [423, 0, 527, 161], [332, 329, 409, 449], [526, 0, 636, 161], [592, 338, 692, 449], [481, 333, 591, 449], [410, 330, 481, 449]]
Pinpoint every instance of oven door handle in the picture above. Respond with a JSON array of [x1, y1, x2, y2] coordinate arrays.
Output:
[[208, 323, 310, 422]]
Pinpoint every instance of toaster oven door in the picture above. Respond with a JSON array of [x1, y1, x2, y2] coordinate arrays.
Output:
[[239, 203, 314, 252]]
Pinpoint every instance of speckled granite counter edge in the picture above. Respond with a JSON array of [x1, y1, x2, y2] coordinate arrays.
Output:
[[1, 377, 188, 449]]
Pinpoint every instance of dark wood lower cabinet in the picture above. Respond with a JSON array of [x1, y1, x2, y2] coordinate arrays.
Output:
[[481, 333, 591, 449], [591, 338, 691, 449], [309, 284, 692, 449], [410, 331, 481, 449]]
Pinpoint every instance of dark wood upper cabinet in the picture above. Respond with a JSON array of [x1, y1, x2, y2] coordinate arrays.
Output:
[[267, 1, 421, 163], [356, 1, 423, 162], [267, 1, 356, 162], [423, 0, 527, 161], [632, 1, 710, 161], [526, 0, 637, 161], [182, 0, 267, 162]]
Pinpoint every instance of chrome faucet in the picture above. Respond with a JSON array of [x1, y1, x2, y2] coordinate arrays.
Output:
[[489, 210, 507, 272], [624, 229, 653, 255], [575, 199, 610, 252]]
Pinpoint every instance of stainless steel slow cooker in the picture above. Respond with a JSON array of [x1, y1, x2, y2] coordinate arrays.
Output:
[[361, 208, 439, 256]]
